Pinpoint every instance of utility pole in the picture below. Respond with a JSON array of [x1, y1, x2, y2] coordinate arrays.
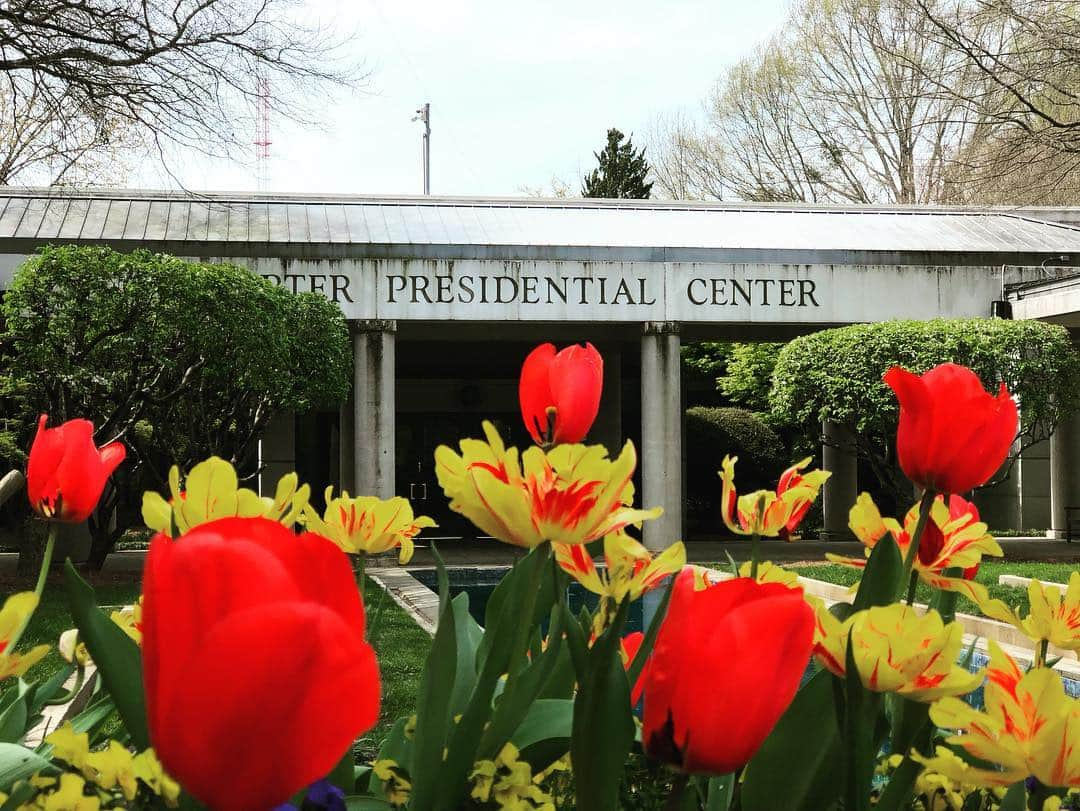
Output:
[[413, 102, 430, 194]]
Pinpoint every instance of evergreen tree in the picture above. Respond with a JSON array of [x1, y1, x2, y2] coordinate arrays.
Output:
[[581, 128, 653, 199]]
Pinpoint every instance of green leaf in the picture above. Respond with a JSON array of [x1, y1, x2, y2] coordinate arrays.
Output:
[[447, 593, 482, 718], [0, 780, 36, 811], [432, 546, 554, 811], [407, 587, 459, 811], [62, 560, 149, 750], [742, 669, 842, 811], [998, 782, 1026, 811], [571, 598, 634, 811], [0, 699, 26, 747], [513, 698, 573, 773], [0, 743, 57, 792], [887, 695, 930, 756], [476, 546, 556, 672], [432, 544, 450, 618], [326, 746, 359, 794], [368, 716, 411, 796], [852, 535, 903, 611], [843, 636, 882, 811], [705, 775, 735, 811], [69, 694, 117, 738], [478, 602, 567, 760], [27, 664, 76, 718], [0, 700, 26, 744]]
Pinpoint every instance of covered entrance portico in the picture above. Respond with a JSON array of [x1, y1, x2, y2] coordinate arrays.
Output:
[[3, 190, 1080, 547]]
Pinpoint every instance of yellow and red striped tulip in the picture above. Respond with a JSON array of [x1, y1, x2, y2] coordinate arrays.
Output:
[[951, 572, 1080, 654], [0, 592, 49, 680], [142, 457, 309, 537], [720, 456, 829, 539], [435, 421, 661, 548], [812, 602, 982, 702], [831, 493, 1001, 591], [916, 641, 1080, 788], [303, 488, 436, 564], [555, 532, 685, 633]]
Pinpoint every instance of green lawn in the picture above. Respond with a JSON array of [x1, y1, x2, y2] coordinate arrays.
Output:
[[5, 573, 430, 760], [787, 561, 1079, 618]]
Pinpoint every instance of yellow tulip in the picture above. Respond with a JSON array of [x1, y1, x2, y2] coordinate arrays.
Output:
[[0, 592, 48, 680], [435, 421, 661, 548], [917, 641, 1080, 788], [555, 532, 685, 633], [110, 599, 143, 646], [812, 602, 983, 702], [830, 493, 1002, 585], [142, 456, 310, 536], [720, 456, 830, 539], [303, 488, 436, 563]]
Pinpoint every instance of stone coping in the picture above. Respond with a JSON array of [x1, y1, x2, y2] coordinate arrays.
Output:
[[997, 573, 1071, 589], [368, 569, 439, 637]]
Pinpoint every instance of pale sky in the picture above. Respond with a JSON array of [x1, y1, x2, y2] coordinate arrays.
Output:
[[137, 0, 792, 197]]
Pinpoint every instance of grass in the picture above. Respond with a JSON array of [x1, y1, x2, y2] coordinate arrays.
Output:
[[5, 572, 431, 761], [787, 561, 1079, 618]]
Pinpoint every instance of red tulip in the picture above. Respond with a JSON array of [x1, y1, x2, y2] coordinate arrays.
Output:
[[885, 363, 1018, 495], [26, 414, 126, 522], [620, 631, 647, 705], [642, 569, 814, 775], [141, 517, 380, 811], [519, 342, 603, 446]]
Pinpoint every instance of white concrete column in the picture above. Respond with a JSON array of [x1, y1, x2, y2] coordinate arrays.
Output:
[[821, 420, 858, 540], [641, 323, 682, 553], [1048, 409, 1080, 538], [353, 320, 396, 499]]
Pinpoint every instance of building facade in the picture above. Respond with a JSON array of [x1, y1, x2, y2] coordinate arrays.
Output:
[[2, 189, 1080, 547]]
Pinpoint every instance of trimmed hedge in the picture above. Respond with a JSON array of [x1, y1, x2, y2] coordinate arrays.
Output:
[[686, 406, 786, 531]]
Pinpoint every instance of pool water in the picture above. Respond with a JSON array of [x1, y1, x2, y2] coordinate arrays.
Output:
[[409, 567, 645, 633]]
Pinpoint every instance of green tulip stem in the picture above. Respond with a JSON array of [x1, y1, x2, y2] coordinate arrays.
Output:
[[905, 571, 919, 606], [1035, 639, 1049, 670], [749, 492, 767, 581], [898, 489, 937, 601], [356, 553, 366, 603], [8, 521, 59, 655], [663, 772, 690, 811]]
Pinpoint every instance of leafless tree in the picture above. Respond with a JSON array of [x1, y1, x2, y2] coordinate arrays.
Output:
[[649, 0, 989, 204], [896, 0, 1080, 203], [0, 73, 144, 185], [0, 0, 360, 182]]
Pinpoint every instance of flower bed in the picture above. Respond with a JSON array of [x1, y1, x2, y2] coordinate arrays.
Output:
[[0, 348, 1077, 811]]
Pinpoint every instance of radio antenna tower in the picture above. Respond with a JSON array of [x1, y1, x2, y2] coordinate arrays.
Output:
[[254, 70, 272, 191]]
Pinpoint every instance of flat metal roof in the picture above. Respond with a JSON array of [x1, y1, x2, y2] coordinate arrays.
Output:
[[0, 188, 1077, 265]]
